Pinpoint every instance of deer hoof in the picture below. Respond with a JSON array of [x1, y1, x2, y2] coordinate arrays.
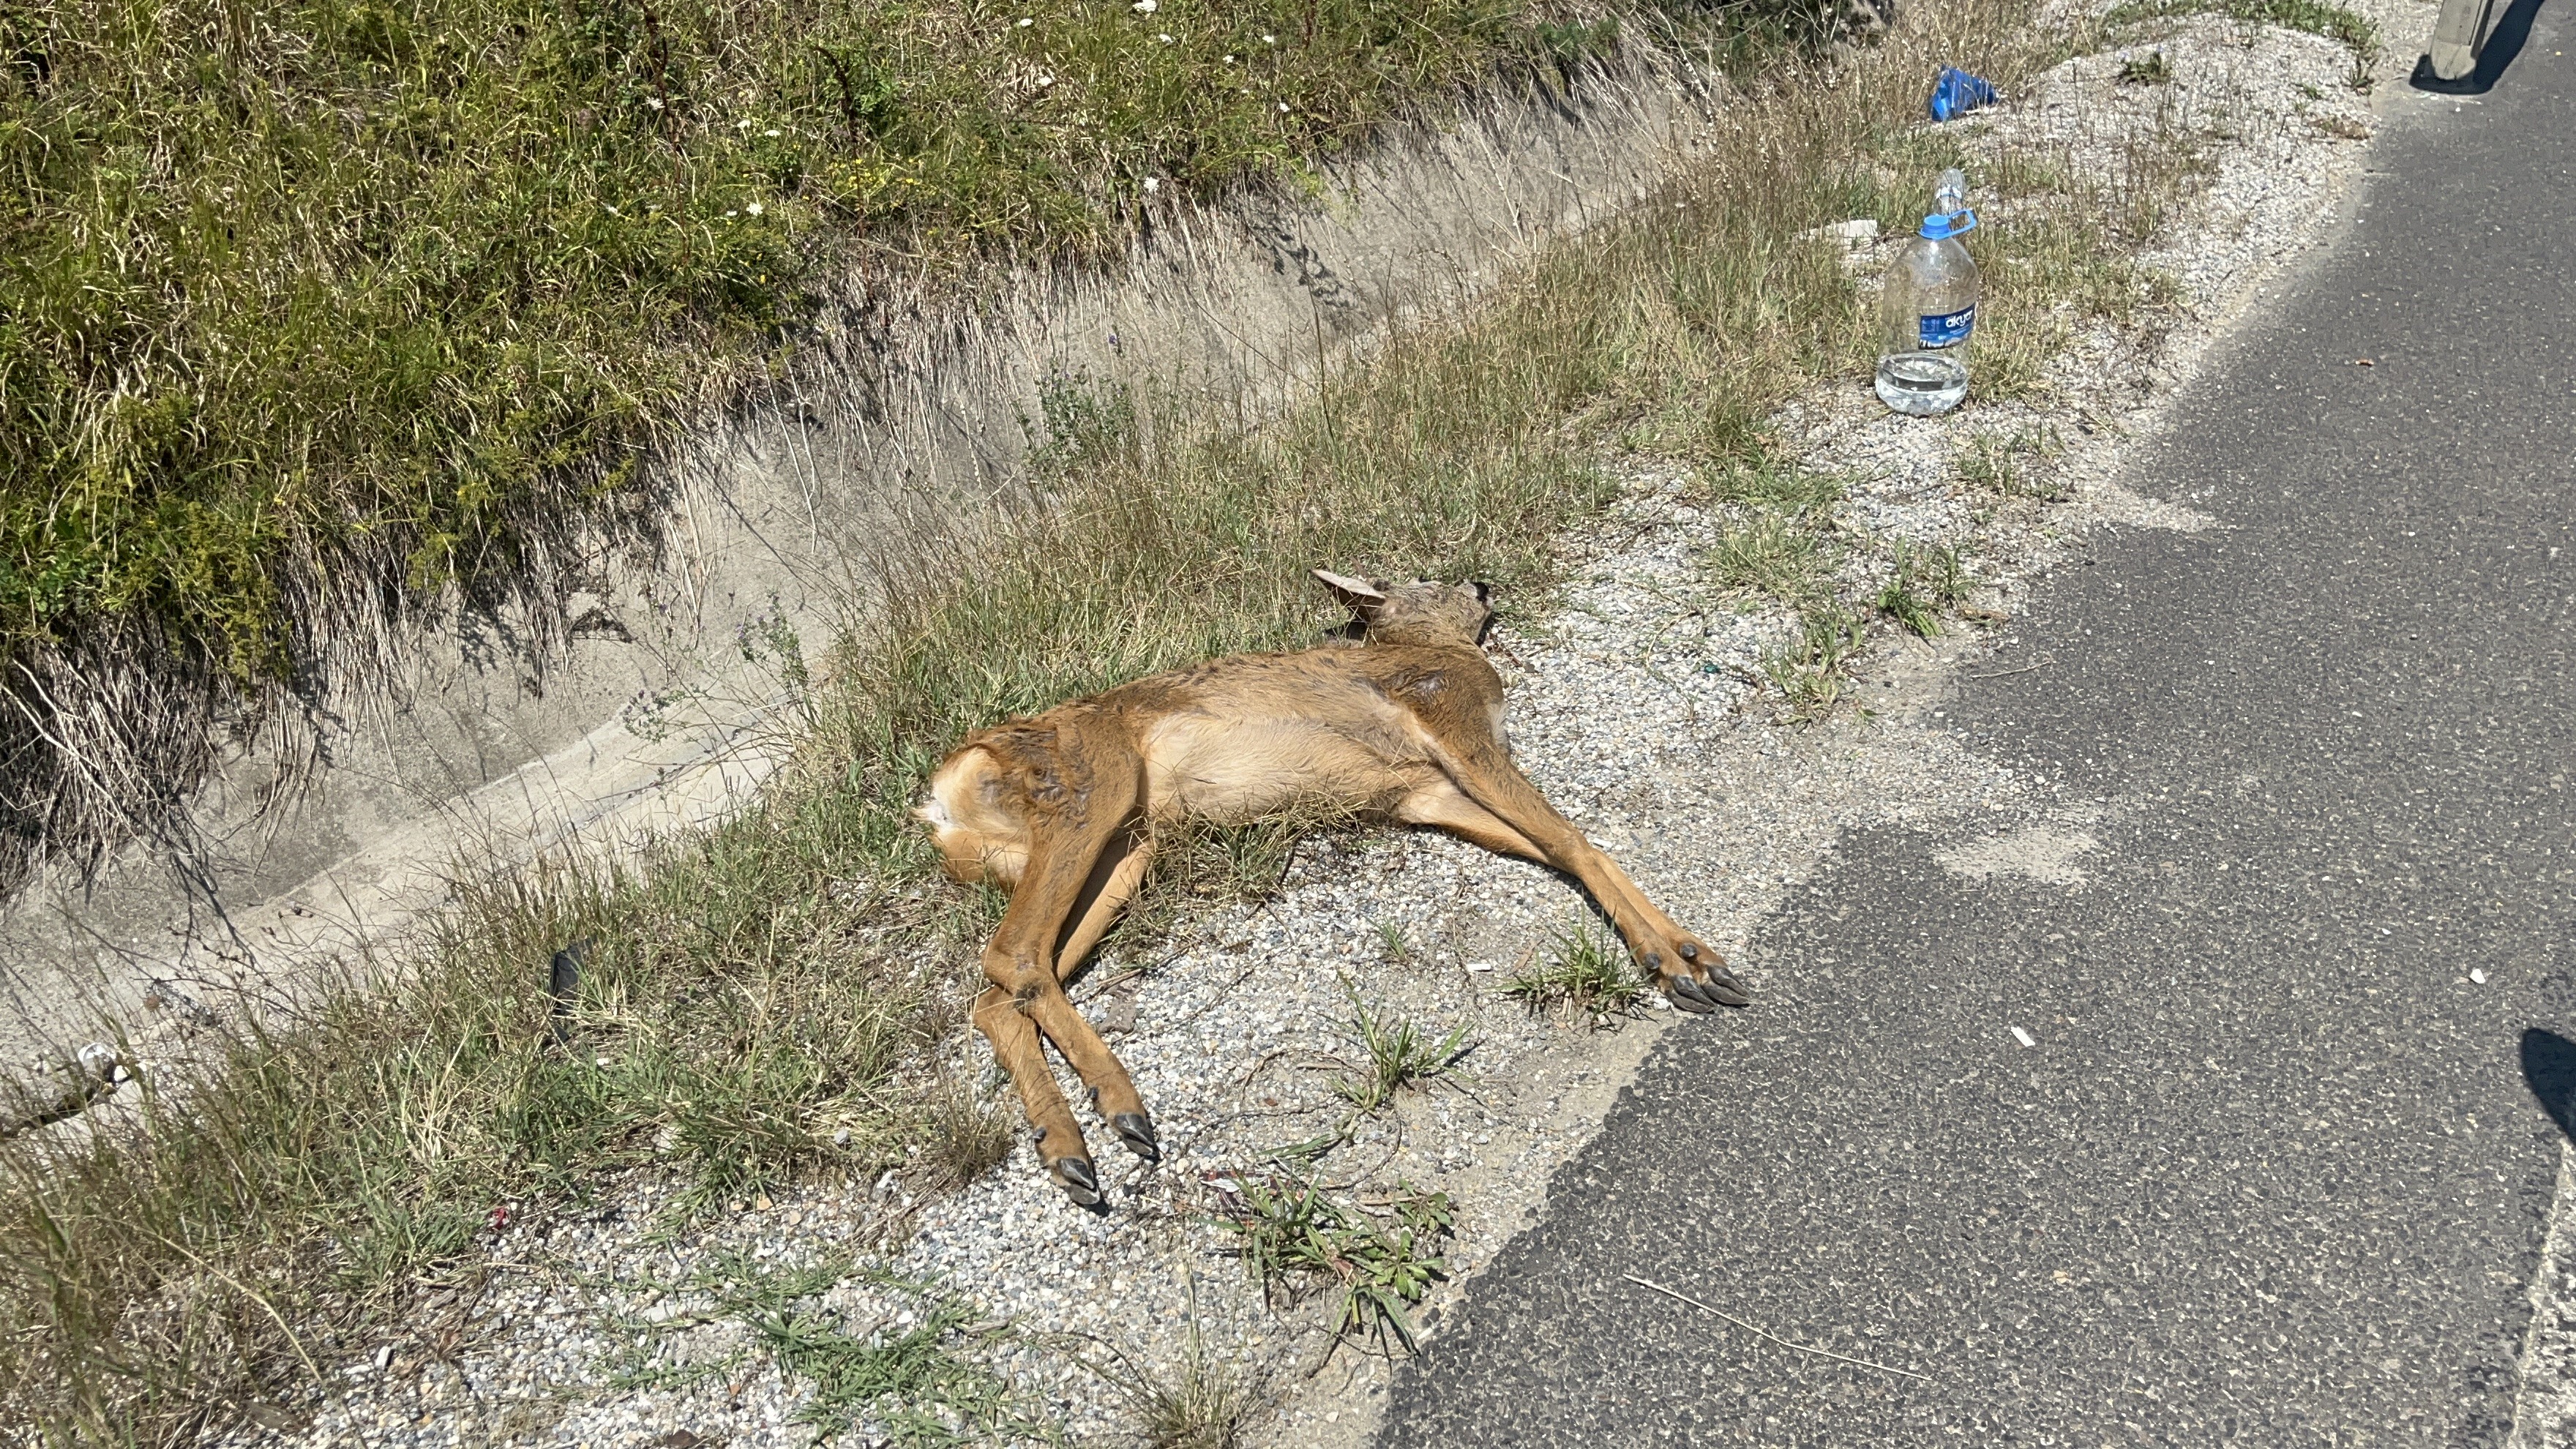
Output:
[[1054, 1156, 1103, 1206], [1671, 976, 1751, 1011], [1111, 1112, 1162, 1163]]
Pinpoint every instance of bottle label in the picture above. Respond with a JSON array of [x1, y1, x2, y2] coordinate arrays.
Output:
[[1918, 304, 1976, 348]]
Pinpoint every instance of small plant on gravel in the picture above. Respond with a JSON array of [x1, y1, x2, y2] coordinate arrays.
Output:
[[1958, 427, 2067, 501], [916, 1075, 1018, 1194], [1375, 920, 1414, 962], [1216, 1176, 1453, 1352], [1705, 460, 1850, 514], [1706, 514, 1838, 604], [1875, 539, 1972, 638], [770, 1300, 1055, 1446], [1335, 984, 1473, 1115], [1760, 604, 1871, 721], [1137, 1352, 1253, 1449], [1112, 1282, 1258, 1449], [1955, 435, 2023, 495], [692, 1254, 1060, 1446], [1925, 542, 1974, 607], [2117, 49, 2175, 83], [1874, 568, 1939, 639], [1505, 922, 1647, 1027]]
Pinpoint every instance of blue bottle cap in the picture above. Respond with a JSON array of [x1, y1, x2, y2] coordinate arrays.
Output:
[[1919, 208, 1978, 240]]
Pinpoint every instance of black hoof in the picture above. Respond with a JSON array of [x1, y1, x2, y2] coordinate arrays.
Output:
[[1699, 975, 1753, 1008], [1112, 1112, 1161, 1163], [1054, 1156, 1102, 1206], [1668, 978, 1721, 1014]]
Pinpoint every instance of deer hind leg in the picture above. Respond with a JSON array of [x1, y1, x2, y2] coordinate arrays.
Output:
[[976, 749, 1158, 1205], [1053, 823, 1154, 984], [971, 982, 1083, 1184], [1030, 825, 1162, 1163], [1426, 748, 1749, 1013], [1397, 776, 1546, 862]]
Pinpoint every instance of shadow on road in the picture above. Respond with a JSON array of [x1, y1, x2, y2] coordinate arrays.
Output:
[[2410, 0, 2550, 94], [2522, 1027, 2576, 1142]]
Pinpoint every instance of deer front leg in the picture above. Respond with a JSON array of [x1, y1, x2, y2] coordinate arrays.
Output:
[[1427, 758, 1749, 1012]]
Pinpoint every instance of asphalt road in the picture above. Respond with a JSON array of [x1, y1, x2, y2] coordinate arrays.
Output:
[[1381, 20, 2576, 1448]]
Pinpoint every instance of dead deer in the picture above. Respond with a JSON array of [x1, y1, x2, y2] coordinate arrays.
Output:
[[917, 569, 1748, 1205]]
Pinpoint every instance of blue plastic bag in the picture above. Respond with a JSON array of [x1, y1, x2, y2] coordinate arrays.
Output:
[[1928, 67, 2000, 121]]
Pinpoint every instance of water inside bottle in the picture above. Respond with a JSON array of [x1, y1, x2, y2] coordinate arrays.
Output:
[[1874, 351, 1968, 416]]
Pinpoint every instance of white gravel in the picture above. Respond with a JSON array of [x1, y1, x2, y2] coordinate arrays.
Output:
[[203, 2, 2452, 1444]]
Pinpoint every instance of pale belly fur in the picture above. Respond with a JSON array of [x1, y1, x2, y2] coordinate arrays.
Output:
[[1140, 709, 1437, 823]]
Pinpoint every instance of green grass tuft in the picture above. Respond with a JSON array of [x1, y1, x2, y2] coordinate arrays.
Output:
[[1759, 602, 1868, 720], [1333, 984, 1472, 1114], [1704, 459, 1850, 513], [1216, 1175, 1452, 1352], [1873, 539, 1969, 637], [608, 1252, 1060, 1445], [1505, 921, 1645, 1027], [1706, 512, 1838, 604]]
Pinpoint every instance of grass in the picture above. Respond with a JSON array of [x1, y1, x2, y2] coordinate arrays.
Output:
[[1333, 984, 1471, 1115], [1760, 602, 1870, 720], [1374, 919, 1413, 962], [0, 0, 2126, 1437], [1706, 458, 1851, 513], [2116, 48, 2174, 83], [1113, 806, 1355, 952], [1214, 1175, 1452, 1352], [2101, 0, 2380, 54], [1873, 539, 1971, 638], [1966, 140, 2197, 400], [1705, 512, 1837, 604], [1132, 1344, 1254, 1449], [1957, 424, 2065, 501], [1107, 1278, 1258, 1449], [0, 0, 1717, 888], [607, 1251, 1060, 1444], [1504, 920, 1646, 1027]]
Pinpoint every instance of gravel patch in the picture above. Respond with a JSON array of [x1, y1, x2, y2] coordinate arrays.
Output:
[[203, 5, 2446, 1445], [2512, 1148, 2576, 1448]]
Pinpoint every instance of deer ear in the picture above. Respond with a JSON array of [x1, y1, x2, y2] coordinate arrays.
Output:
[[1311, 569, 1387, 616]]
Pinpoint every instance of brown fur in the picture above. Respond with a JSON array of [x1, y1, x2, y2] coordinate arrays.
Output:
[[916, 569, 1747, 1205]]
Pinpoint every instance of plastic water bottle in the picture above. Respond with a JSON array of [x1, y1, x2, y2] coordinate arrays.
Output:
[[1875, 168, 1980, 416]]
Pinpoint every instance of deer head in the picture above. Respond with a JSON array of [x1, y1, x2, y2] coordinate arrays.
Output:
[[1311, 569, 1494, 648]]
